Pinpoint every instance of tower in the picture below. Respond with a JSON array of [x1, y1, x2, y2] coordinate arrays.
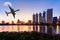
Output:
[[46, 9, 53, 34]]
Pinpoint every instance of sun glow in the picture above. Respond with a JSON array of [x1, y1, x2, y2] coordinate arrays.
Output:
[[4, 1, 12, 6]]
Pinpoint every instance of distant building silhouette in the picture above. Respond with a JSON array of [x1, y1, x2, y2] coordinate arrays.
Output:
[[39, 12, 42, 32], [53, 17, 57, 34], [2, 21, 5, 24], [43, 11, 46, 33], [28, 20, 32, 24], [36, 13, 38, 24], [53, 17, 57, 22], [46, 9, 53, 34], [58, 16, 60, 34], [33, 14, 36, 31], [58, 16, 60, 22], [12, 21, 14, 32], [36, 13, 38, 32], [17, 19, 20, 32], [2, 21, 5, 31], [43, 11, 45, 18], [32, 8, 56, 34], [12, 21, 14, 24], [39, 12, 46, 33], [39, 12, 42, 23], [17, 19, 21, 24], [33, 14, 36, 24], [46, 9, 53, 23], [43, 11, 46, 23]]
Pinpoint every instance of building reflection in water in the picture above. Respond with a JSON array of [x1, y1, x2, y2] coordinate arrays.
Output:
[[33, 25, 60, 34], [56, 25, 59, 34], [0, 25, 60, 34], [17, 25, 20, 32]]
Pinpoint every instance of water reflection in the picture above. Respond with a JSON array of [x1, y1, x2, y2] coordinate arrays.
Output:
[[33, 25, 60, 34], [0, 25, 60, 34]]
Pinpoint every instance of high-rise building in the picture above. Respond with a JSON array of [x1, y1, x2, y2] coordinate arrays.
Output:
[[41, 16, 44, 23], [39, 12, 46, 33], [53, 17, 57, 34], [39, 12, 42, 32], [43, 11, 45, 18], [17, 19, 20, 32], [58, 16, 60, 34], [43, 11, 46, 23], [58, 16, 60, 22], [36, 13, 38, 32], [39, 12, 42, 23], [40, 16, 46, 33], [36, 13, 38, 24], [53, 17, 57, 22], [46, 9, 53, 34], [33, 14, 36, 31], [33, 14, 36, 24], [46, 9, 53, 23], [42, 11, 46, 33]]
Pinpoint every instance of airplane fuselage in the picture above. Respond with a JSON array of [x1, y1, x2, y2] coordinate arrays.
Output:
[[10, 9, 16, 18], [5, 5, 20, 18]]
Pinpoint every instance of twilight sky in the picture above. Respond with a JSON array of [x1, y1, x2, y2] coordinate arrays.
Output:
[[0, 0, 60, 23]]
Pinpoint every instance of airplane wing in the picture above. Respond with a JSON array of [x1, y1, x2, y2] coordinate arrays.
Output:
[[14, 9, 20, 12], [8, 5, 13, 10]]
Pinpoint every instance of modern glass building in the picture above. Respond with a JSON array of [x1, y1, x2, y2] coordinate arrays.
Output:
[[33, 14, 36, 31], [46, 9, 53, 34]]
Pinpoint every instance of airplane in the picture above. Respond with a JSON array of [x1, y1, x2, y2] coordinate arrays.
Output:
[[5, 5, 20, 18]]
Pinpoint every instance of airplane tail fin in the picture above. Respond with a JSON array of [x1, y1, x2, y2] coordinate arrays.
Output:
[[5, 11, 8, 16]]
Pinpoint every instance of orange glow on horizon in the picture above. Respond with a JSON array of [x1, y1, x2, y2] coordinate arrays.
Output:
[[0, 25, 33, 32]]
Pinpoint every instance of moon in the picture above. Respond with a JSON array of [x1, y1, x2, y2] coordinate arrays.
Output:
[[4, 2, 12, 6]]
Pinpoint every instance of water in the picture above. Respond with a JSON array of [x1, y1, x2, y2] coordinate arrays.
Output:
[[0, 25, 33, 32], [0, 25, 60, 34]]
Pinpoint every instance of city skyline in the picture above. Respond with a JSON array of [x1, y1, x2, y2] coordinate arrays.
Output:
[[0, 8, 59, 24], [0, 8, 60, 34], [0, 0, 60, 22]]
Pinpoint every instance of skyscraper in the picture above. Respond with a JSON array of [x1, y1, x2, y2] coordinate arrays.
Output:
[[43, 11, 47, 33], [58, 16, 60, 34], [46, 9, 53, 23], [36, 13, 38, 24], [46, 9, 53, 34], [39, 12, 42, 24], [43, 11, 46, 23], [43, 11, 45, 18], [39, 12, 42, 32], [39, 12, 46, 33], [33, 14, 36, 31], [17, 19, 20, 32], [33, 14, 36, 24], [53, 17, 57, 22], [36, 13, 38, 32], [52, 17, 57, 34], [58, 16, 60, 22]]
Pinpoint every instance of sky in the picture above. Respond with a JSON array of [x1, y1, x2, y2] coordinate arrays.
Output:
[[0, 0, 60, 23]]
